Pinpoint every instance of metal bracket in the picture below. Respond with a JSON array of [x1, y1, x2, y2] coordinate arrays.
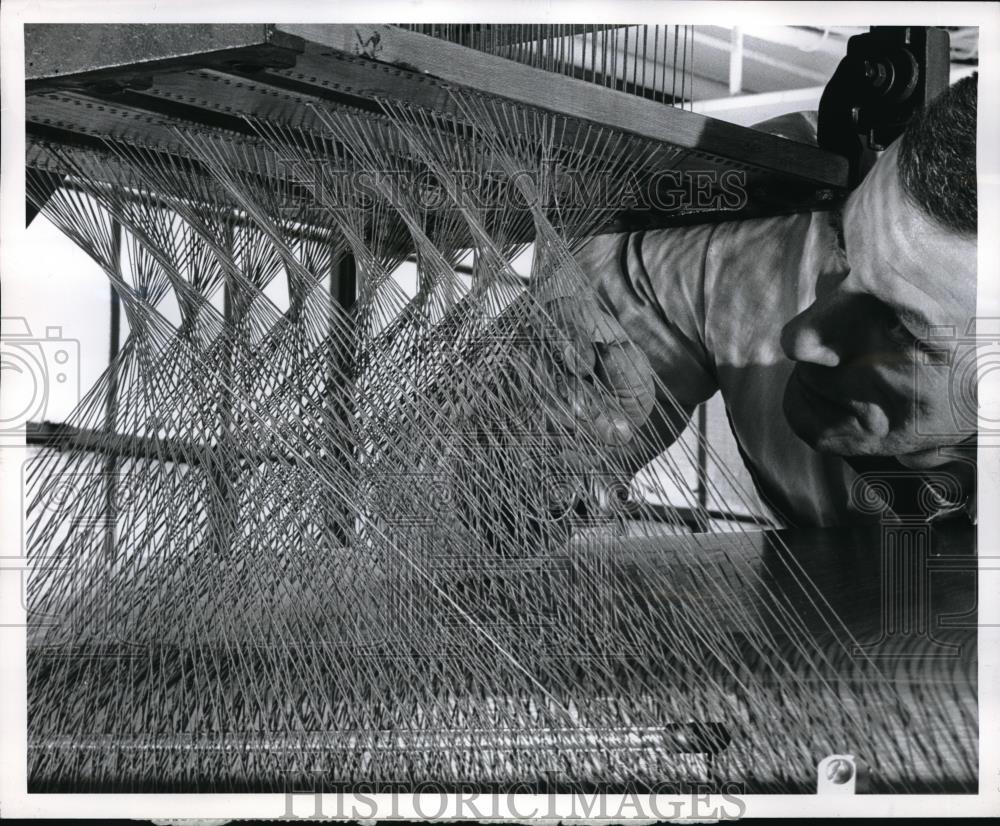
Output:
[[818, 26, 951, 186]]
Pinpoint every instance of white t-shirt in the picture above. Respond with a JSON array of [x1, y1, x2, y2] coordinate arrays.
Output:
[[575, 208, 865, 527]]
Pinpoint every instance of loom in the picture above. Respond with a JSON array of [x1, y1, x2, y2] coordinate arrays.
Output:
[[21, 24, 976, 794]]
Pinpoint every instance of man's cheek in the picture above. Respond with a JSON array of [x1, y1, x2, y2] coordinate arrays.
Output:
[[909, 362, 969, 442]]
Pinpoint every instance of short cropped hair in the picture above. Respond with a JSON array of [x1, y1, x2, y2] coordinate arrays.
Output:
[[897, 73, 977, 235]]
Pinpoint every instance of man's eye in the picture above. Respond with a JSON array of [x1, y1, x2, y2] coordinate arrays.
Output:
[[885, 313, 911, 342]]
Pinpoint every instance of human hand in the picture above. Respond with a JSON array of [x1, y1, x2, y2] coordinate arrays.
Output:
[[541, 294, 656, 448]]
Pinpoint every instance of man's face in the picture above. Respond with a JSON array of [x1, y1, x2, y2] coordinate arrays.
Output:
[[780, 141, 977, 466]]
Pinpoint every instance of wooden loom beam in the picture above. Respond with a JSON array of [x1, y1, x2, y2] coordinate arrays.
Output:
[[274, 24, 845, 186], [26, 23, 850, 235]]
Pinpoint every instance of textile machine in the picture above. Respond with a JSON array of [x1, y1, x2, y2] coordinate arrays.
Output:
[[20, 23, 976, 794]]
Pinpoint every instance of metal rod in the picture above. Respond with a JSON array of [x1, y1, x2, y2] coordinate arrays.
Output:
[[102, 218, 123, 564], [30, 721, 732, 756], [729, 27, 744, 96], [697, 403, 709, 512]]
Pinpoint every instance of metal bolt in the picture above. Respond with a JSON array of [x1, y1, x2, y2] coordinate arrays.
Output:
[[826, 758, 854, 784]]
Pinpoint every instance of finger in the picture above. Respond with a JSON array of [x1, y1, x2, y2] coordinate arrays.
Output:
[[546, 296, 629, 348], [560, 378, 633, 446], [593, 341, 656, 426], [541, 370, 582, 429], [592, 409, 634, 446], [588, 308, 629, 345], [558, 338, 596, 376], [544, 391, 579, 431], [573, 301, 629, 346]]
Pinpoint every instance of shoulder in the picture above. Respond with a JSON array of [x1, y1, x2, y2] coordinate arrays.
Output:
[[637, 211, 821, 297], [707, 211, 819, 272], [700, 211, 842, 371]]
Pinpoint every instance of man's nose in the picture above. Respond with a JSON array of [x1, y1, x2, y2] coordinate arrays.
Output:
[[780, 295, 844, 367]]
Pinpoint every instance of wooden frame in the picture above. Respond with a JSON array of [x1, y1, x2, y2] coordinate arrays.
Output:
[[26, 23, 849, 233]]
